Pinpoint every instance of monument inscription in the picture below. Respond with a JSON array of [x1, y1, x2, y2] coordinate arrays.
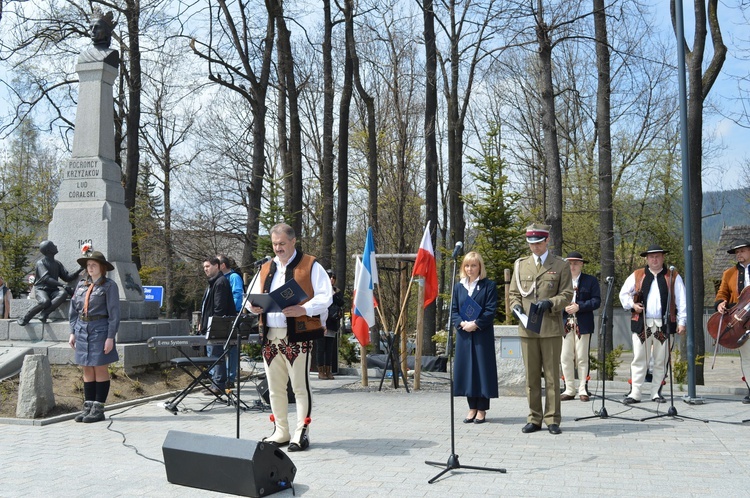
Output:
[[66, 159, 101, 178]]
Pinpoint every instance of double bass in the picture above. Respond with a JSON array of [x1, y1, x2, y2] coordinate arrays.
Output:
[[707, 285, 750, 367]]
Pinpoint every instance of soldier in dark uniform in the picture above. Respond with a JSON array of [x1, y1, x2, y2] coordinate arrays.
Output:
[[17, 240, 82, 326]]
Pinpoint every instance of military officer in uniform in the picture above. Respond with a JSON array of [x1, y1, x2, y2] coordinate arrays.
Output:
[[510, 223, 573, 435]]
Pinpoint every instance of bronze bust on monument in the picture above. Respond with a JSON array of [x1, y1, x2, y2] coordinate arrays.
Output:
[[78, 9, 119, 67]]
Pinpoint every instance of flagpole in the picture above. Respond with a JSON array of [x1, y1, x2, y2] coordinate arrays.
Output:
[[360, 344, 368, 387], [393, 276, 416, 339], [414, 282, 425, 390]]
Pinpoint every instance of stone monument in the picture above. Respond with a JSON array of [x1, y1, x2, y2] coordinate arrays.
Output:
[[4, 10, 188, 378], [47, 9, 149, 317]]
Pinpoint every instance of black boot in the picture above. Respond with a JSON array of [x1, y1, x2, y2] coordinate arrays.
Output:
[[83, 402, 105, 423], [75, 401, 93, 423]]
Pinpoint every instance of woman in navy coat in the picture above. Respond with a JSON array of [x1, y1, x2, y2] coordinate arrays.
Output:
[[451, 251, 498, 424]]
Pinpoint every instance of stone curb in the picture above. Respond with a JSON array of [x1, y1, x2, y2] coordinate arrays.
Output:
[[0, 390, 179, 427]]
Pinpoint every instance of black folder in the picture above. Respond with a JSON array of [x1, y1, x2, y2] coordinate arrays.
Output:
[[248, 279, 309, 313], [526, 302, 544, 334]]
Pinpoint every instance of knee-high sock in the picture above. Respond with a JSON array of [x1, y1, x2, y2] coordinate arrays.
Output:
[[95, 380, 110, 403], [83, 381, 96, 402]]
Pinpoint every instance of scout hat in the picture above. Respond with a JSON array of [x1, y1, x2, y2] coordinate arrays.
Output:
[[525, 223, 550, 243], [565, 251, 588, 264], [639, 244, 668, 257], [77, 251, 115, 271], [727, 239, 750, 254]]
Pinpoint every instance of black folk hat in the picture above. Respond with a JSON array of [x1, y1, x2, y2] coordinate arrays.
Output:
[[727, 239, 750, 254], [639, 244, 668, 257], [77, 251, 115, 272], [565, 251, 588, 264]]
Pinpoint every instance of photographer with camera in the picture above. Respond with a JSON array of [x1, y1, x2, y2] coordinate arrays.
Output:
[[619, 244, 686, 405]]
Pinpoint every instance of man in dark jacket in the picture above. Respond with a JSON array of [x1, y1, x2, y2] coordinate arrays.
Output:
[[200, 256, 236, 394], [560, 251, 601, 402]]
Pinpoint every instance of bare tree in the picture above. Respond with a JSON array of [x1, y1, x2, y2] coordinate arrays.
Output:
[[335, 0, 355, 293], [670, 0, 727, 384], [319, 0, 338, 269], [422, 0, 439, 349], [138, 38, 201, 317], [593, 0, 614, 356], [434, 0, 504, 246], [189, 0, 275, 272]]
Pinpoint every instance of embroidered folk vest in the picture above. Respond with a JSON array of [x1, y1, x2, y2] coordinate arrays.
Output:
[[630, 267, 678, 333], [258, 251, 324, 343]]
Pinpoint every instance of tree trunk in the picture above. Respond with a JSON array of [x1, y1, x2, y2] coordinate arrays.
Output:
[[593, 0, 615, 358], [320, 0, 335, 269], [672, 0, 726, 385], [336, 0, 355, 301], [422, 0, 438, 355], [446, 1, 464, 245], [345, 0, 378, 344], [275, 9, 303, 236], [123, 0, 142, 268], [535, 3, 563, 255]]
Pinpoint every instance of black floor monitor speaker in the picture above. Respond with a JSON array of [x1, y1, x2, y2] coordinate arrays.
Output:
[[257, 378, 295, 405], [162, 430, 296, 497]]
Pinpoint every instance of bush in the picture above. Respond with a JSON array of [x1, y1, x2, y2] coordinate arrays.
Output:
[[431, 330, 452, 356], [339, 334, 360, 366], [672, 349, 704, 385], [590, 344, 624, 380]]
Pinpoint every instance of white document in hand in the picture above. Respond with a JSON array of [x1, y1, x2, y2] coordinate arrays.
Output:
[[513, 307, 529, 328]]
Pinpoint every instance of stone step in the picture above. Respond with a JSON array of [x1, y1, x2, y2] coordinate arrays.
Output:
[[1, 318, 190, 343], [10, 298, 161, 322], [0, 346, 35, 381], [0, 318, 192, 374]]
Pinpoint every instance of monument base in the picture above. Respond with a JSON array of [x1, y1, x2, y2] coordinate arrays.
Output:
[[3, 302, 190, 374]]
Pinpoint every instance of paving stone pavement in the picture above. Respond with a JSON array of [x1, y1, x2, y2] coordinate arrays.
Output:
[[2, 363, 750, 498]]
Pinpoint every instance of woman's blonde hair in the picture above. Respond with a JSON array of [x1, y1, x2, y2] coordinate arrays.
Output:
[[459, 251, 486, 280]]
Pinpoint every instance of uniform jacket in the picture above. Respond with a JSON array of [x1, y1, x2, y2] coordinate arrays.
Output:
[[562, 273, 601, 335], [509, 253, 574, 338], [69, 276, 121, 339]]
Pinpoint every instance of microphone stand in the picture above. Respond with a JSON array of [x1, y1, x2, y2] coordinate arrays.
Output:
[[425, 249, 506, 483], [641, 267, 707, 423], [228, 265, 263, 439], [576, 276, 637, 422]]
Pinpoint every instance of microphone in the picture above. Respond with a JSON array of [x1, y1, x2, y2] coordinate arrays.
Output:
[[452, 241, 464, 259], [253, 256, 272, 267], [669, 265, 675, 272], [605, 276, 614, 283]]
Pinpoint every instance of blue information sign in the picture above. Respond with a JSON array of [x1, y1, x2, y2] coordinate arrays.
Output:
[[143, 286, 164, 307]]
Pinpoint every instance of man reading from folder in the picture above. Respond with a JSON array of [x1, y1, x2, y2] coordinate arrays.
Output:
[[509, 223, 573, 435], [246, 223, 332, 452]]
